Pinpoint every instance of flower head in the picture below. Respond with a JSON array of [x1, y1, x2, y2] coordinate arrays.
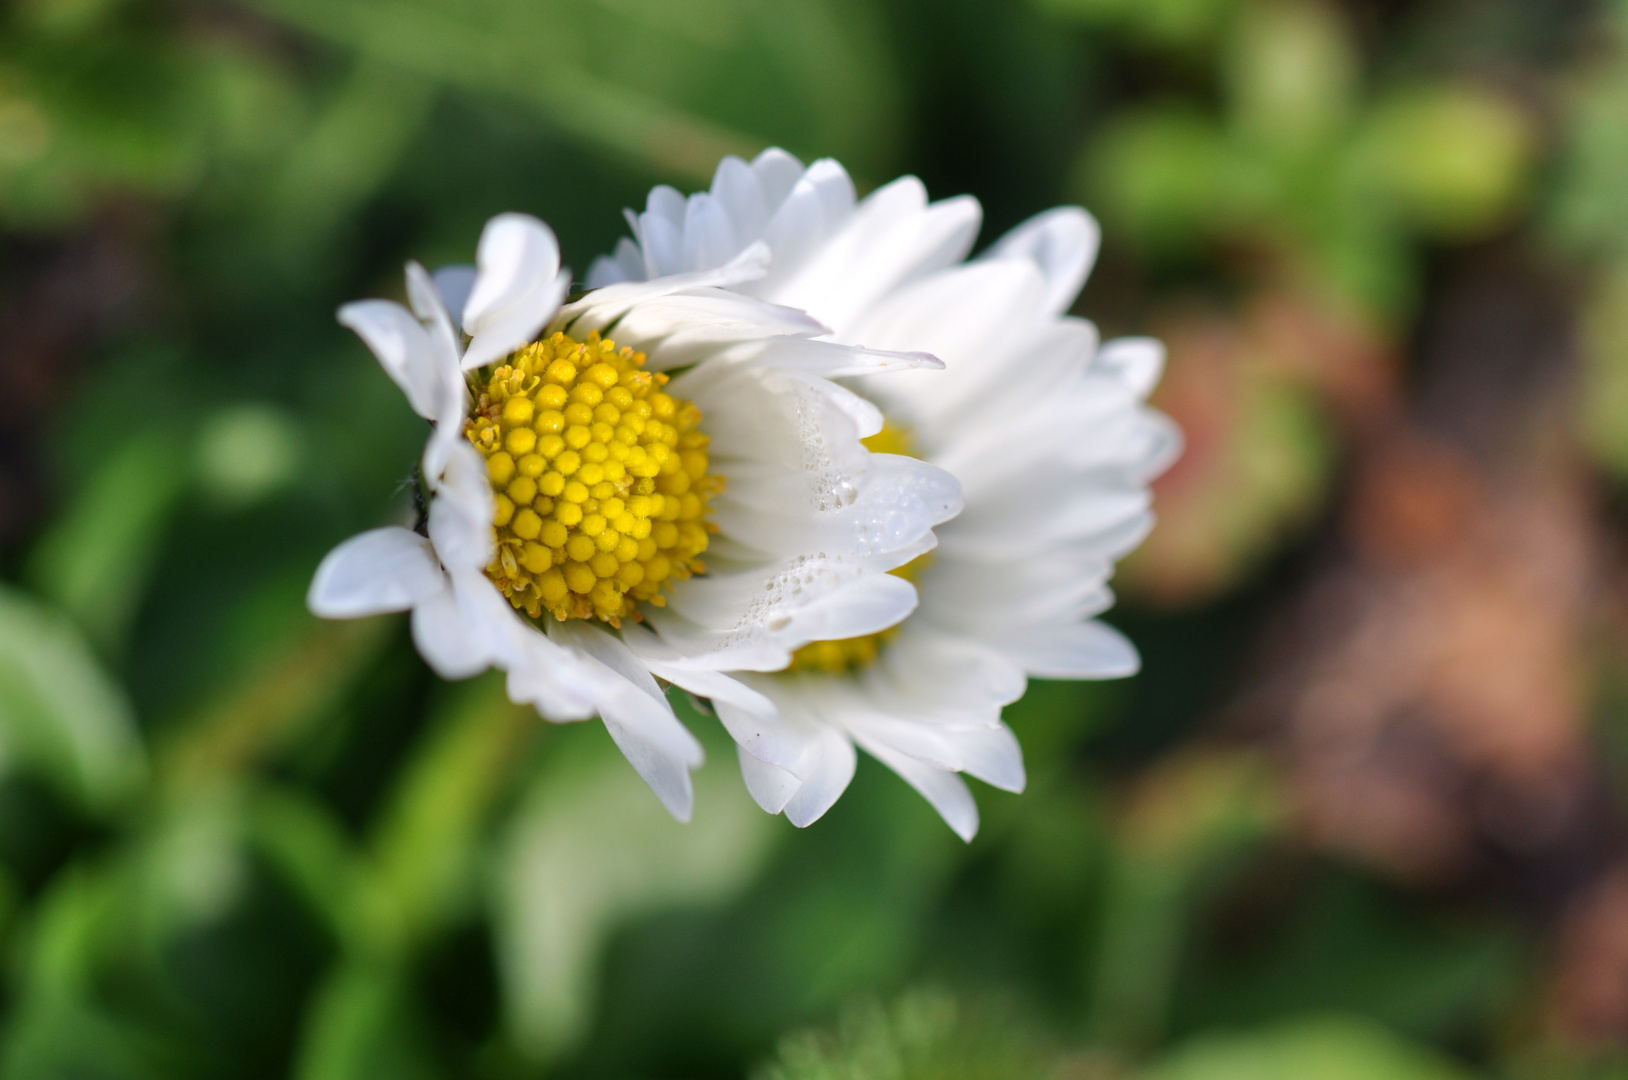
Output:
[[595, 151, 1181, 838], [310, 210, 960, 821]]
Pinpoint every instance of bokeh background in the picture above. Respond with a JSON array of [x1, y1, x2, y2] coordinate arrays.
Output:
[[1, 0, 1625, 1076]]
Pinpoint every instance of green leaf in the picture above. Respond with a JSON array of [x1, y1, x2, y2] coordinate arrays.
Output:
[[1351, 85, 1534, 241], [1579, 264, 1628, 477], [755, 990, 1064, 1080], [492, 720, 779, 1062], [1088, 752, 1286, 1047], [1223, 0, 1357, 158], [250, 59, 435, 277], [247, 0, 902, 186], [1144, 1017, 1475, 1080], [0, 999, 165, 1080], [1078, 104, 1241, 256], [360, 673, 539, 957], [25, 429, 188, 652], [245, 785, 364, 944], [291, 962, 440, 1080], [0, 585, 146, 814], [1031, 0, 1238, 49], [193, 403, 306, 508]]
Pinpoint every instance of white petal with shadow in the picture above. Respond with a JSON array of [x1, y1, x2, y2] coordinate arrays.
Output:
[[308, 527, 443, 618]]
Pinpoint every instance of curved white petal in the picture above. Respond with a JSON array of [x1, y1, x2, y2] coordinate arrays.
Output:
[[782, 725, 857, 828], [426, 443, 494, 575], [561, 243, 774, 336], [950, 723, 1026, 793], [981, 206, 1100, 317], [1093, 336, 1165, 400], [754, 158, 855, 287], [778, 573, 919, 646], [999, 620, 1140, 679], [410, 575, 498, 680], [503, 622, 605, 722], [766, 179, 982, 336], [858, 737, 979, 841], [617, 624, 778, 718], [550, 621, 704, 821], [337, 300, 454, 423], [738, 744, 801, 815], [307, 527, 443, 618], [461, 213, 570, 370]]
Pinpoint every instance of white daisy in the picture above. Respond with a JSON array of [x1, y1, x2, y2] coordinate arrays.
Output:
[[592, 151, 1181, 839], [309, 211, 961, 821]]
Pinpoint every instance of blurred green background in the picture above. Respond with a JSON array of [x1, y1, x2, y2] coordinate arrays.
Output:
[[1, 0, 1626, 1076]]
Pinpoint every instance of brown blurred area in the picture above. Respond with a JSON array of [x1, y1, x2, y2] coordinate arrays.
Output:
[[1135, 236, 1628, 1045], [0, 209, 150, 551]]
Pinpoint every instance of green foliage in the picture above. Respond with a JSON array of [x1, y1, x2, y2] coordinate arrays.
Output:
[[1080, 1, 1535, 320], [1145, 1017, 1473, 1080], [493, 716, 779, 1062], [0, 584, 145, 814], [754, 990, 1063, 1080]]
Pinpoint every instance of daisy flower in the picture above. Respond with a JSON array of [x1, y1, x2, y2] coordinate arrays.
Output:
[[309, 212, 960, 820], [591, 151, 1181, 839]]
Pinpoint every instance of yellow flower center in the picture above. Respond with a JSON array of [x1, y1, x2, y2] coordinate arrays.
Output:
[[786, 422, 926, 674], [464, 331, 718, 627]]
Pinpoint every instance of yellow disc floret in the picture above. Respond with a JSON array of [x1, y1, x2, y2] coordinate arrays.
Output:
[[787, 422, 926, 674], [464, 331, 718, 626]]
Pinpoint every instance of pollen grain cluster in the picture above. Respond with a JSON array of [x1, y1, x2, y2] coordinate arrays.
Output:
[[465, 331, 717, 626]]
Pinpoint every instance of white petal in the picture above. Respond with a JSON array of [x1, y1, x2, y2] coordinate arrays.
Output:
[[562, 243, 775, 338], [639, 206, 683, 279], [407, 262, 470, 437], [307, 527, 443, 618], [1094, 336, 1165, 400], [753, 337, 943, 378], [681, 192, 738, 272], [980, 206, 1100, 316], [938, 475, 1150, 561], [738, 745, 801, 814], [585, 238, 646, 288], [769, 180, 982, 336], [461, 214, 570, 370], [999, 620, 1140, 679], [779, 573, 919, 647], [750, 147, 808, 210], [550, 621, 705, 821], [585, 254, 625, 289], [859, 738, 979, 841], [337, 300, 452, 422], [754, 158, 856, 290], [874, 627, 1028, 715], [426, 443, 494, 574], [410, 579, 491, 680], [913, 550, 1113, 634], [845, 260, 1056, 429], [407, 262, 458, 349], [783, 726, 857, 828], [617, 624, 777, 718], [503, 623, 604, 722], [585, 290, 825, 370], [711, 154, 770, 243], [951, 723, 1026, 793], [713, 680, 826, 771], [600, 713, 698, 823]]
